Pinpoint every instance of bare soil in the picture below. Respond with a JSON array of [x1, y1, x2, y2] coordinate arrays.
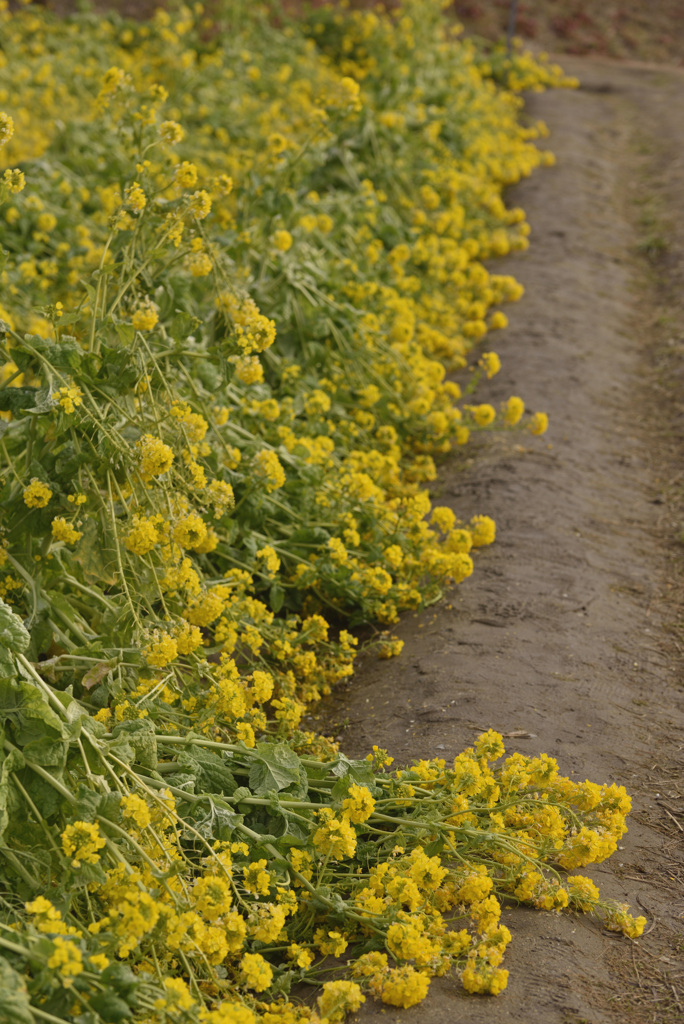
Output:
[[452, 0, 684, 66], [313, 57, 684, 1023]]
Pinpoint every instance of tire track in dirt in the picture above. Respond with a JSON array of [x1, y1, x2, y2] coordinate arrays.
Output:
[[315, 57, 684, 1023]]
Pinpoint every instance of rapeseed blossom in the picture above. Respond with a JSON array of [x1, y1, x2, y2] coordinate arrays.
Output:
[[0, 2, 638, 1020]]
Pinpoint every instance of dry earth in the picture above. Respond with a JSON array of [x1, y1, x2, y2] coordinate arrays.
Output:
[[452, 0, 684, 65], [313, 57, 684, 1024]]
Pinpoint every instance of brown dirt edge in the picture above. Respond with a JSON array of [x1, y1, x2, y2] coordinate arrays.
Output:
[[311, 56, 684, 1023]]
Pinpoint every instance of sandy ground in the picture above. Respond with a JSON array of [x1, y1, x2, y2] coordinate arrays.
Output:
[[314, 57, 684, 1023]]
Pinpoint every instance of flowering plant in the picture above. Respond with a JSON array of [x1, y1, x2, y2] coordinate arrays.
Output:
[[0, 2, 640, 1021]]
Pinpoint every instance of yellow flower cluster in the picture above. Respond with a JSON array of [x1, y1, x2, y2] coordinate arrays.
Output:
[[51, 517, 83, 545], [61, 821, 106, 868], [22, 478, 52, 508], [0, 4, 644, 1022]]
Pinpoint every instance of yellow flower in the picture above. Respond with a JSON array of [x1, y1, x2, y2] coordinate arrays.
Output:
[[528, 411, 549, 436], [241, 952, 273, 992], [342, 783, 375, 824], [51, 517, 82, 545], [339, 76, 361, 110], [23, 478, 52, 509], [504, 395, 525, 426], [173, 512, 208, 550], [272, 229, 293, 252], [256, 545, 280, 576], [317, 980, 364, 1022], [188, 189, 212, 219], [315, 928, 348, 957], [206, 479, 235, 519], [378, 637, 404, 659], [124, 513, 164, 556], [381, 965, 430, 1008], [175, 161, 198, 188], [479, 352, 501, 378], [469, 403, 496, 427], [121, 793, 151, 829], [203, 1004, 255, 1024], [99, 66, 126, 95], [154, 977, 194, 1012], [313, 810, 357, 860], [243, 859, 271, 896], [462, 959, 508, 995], [37, 212, 57, 233], [159, 120, 184, 145], [89, 953, 110, 971], [53, 385, 83, 414], [0, 112, 15, 146], [236, 722, 255, 747], [187, 248, 213, 279], [268, 132, 288, 154], [248, 903, 286, 943], [143, 629, 178, 668], [254, 449, 286, 492], [47, 937, 84, 985], [61, 821, 106, 867], [124, 181, 146, 213], [469, 514, 496, 548], [234, 355, 264, 384], [288, 943, 314, 969], [215, 173, 233, 194], [132, 304, 159, 331], [3, 168, 25, 194], [304, 389, 331, 415], [174, 620, 203, 654], [193, 875, 233, 922], [136, 434, 174, 479], [475, 729, 505, 761]]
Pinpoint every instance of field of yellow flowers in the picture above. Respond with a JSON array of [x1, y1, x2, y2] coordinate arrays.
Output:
[[0, 2, 646, 1021]]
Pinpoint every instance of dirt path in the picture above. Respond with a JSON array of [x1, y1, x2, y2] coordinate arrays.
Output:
[[452, 1, 684, 66], [316, 57, 684, 1023]]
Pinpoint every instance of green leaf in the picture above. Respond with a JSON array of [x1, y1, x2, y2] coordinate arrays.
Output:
[[328, 753, 377, 790], [177, 748, 237, 797], [0, 744, 25, 843], [89, 992, 133, 1022], [424, 837, 446, 857], [192, 800, 243, 842], [0, 957, 34, 1024], [26, 614, 54, 662], [21, 733, 68, 769], [0, 387, 39, 414], [0, 677, 65, 748], [249, 742, 303, 795], [269, 582, 285, 614], [0, 646, 14, 682], [20, 333, 83, 373], [193, 357, 223, 390], [169, 309, 201, 343], [0, 599, 30, 655], [275, 811, 311, 843], [113, 322, 136, 347], [15, 766, 63, 819], [26, 387, 55, 416], [110, 719, 157, 769], [72, 517, 119, 586]]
